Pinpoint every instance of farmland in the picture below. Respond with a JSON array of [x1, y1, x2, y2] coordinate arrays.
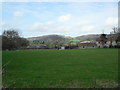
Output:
[[2, 49, 118, 88]]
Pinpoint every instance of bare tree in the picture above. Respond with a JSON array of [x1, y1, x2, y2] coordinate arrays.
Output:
[[2, 29, 20, 38], [109, 27, 120, 48], [110, 27, 120, 42]]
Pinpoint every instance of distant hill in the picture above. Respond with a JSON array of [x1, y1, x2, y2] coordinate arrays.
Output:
[[27, 34, 73, 41], [27, 34, 111, 43], [75, 34, 100, 41]]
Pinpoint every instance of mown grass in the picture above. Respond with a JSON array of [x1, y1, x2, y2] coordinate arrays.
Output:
[[2, 49, 118, 88]]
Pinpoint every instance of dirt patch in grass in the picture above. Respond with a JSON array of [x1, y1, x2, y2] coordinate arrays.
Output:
[[95, 79, 118, 88]]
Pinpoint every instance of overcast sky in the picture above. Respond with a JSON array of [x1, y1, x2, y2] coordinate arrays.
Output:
[[1, 2, 118, 37]]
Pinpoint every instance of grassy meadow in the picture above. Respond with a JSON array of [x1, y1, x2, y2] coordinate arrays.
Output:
[[2, 49, 118, 88]]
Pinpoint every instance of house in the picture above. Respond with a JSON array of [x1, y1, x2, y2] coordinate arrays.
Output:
[[77, 41, 97, 48], [59, 46, 65, 50]]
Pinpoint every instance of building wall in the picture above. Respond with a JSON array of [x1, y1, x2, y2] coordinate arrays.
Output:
[[78, 45, 97, 48]]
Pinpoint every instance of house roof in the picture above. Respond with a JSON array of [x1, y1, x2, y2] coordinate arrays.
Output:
[[77, 42, 97, 45], [80, 41, 91, 43]]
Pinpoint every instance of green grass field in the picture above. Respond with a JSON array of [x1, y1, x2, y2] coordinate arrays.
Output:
[[2, 49, 118, 88]]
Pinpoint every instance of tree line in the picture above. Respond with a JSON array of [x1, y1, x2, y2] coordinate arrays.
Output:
[[2, 29, 29, 50]]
